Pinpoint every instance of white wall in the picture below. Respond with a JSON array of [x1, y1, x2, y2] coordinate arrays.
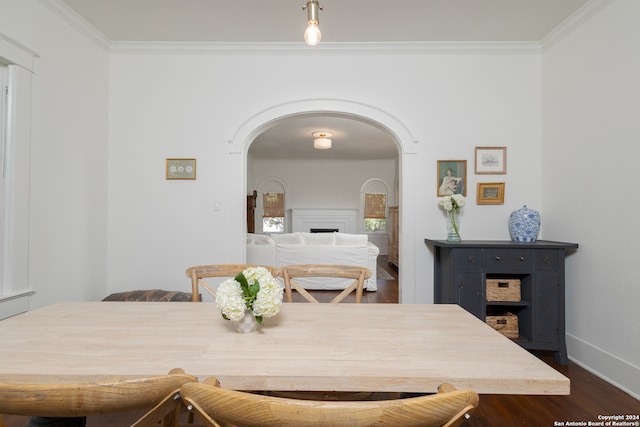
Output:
[[107, 49, 541, 302], [542, 0, 639, 398], [248, 158, 396, 253], [250, 159, 396, 211], [0, 0, 110, 310], [0, 0, 36, 49]]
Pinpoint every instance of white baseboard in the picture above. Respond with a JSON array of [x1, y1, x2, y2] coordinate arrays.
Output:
[[0, 291, 33, 320], [566, 333, 640, 400]]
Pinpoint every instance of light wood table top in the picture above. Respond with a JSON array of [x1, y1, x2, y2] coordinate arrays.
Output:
[[0, 302, 569, 395]]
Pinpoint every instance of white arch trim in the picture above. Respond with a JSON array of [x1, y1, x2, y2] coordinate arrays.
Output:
[[256, 176, 289, 194], [360, 177, 392, 191], [227, 98, 418, 155], [232, 98, 420, 304]]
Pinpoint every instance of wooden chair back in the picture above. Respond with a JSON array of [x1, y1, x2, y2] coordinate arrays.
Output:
[[281, 264, 371, 303], [178, 378, 479, 427], [185, 264, 279, 302], [0, 369, 196, 423]]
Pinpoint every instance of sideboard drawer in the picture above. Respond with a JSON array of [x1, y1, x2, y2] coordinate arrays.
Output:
[[455, 249, 484, 271], [485, 249, 534, 272], [536, 250, 560, 270]]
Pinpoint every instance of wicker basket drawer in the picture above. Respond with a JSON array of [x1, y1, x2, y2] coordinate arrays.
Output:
[[486, 279, 521, 302], [486, 312, 519, 339]]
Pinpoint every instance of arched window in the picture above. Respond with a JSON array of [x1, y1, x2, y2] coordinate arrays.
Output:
[[256, 178, 288, 233], [262, 192, 285, 232], [361, 179, 391, 234]]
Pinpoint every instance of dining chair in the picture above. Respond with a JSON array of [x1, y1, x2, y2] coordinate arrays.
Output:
[[185, 264, 279, 302], [0, 368, 197, 427], [280, 264, 371, 303], [174, 377, 479, 427]]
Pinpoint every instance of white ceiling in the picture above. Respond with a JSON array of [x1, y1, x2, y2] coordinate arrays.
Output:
[[59, 0, 590, 160], [247, 113, 400, 161], [60, 0, 589, 43]]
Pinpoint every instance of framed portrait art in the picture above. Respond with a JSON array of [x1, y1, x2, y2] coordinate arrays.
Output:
[[475, 146, 507, 174], [437, 160, 467, 197], [166, 158, 196, 180], [477, 182, 505, 205]]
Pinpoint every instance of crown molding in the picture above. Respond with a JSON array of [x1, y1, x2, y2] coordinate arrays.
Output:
[[37, 0, 545, 56], [110, 41, 541, 56], [541, 0, 615, 51], [38, 0, 613, 56], [39, 0, 111, 51]]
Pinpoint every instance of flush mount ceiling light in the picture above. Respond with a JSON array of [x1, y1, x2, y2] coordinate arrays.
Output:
[[302, 0, 323, 46], [312, 131, 333, 149]]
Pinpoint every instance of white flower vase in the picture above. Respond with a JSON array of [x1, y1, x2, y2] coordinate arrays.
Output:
[[234, 310, 259, 334], [446, 211, 461, 242]]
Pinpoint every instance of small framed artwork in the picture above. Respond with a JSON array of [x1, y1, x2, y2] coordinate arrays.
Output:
[[437, 160, 467, 197], [166, 158, 196, 180], [475, 146, 507, 174], [477, 182, 505, 205]]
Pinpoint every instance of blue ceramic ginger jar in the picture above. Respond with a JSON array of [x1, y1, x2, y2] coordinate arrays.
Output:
[[509, 205, 541, 242]]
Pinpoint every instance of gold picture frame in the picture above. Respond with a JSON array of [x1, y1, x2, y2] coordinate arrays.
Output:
[[166, 158, 196, 180], [477, 182, 505, 205], [475, 146, 507, 174]]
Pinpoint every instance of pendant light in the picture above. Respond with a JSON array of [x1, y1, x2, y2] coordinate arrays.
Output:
[[303, 0, 323, 46]]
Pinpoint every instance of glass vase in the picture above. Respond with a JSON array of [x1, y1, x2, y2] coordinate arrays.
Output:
[[446, 211, 461, 242], [234, 310, 259, 334]]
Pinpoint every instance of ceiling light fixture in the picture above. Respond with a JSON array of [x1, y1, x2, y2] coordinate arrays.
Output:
[[312, 131, 332, 149], [303, 0, 323, 46]]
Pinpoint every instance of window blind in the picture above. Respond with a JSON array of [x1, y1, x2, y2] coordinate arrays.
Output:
[[364, 193, 386, 219], [263, 192, 284, 217]]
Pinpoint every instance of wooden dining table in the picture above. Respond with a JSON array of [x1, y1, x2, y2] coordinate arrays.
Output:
[[0, 301, 569, 395]]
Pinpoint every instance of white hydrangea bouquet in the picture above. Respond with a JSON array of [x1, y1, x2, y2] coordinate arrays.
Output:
[[214, 267, 283, 325], [438, 194, 466, 240]]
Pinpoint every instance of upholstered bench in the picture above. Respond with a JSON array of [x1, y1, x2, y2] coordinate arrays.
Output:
[[102, 289, 196, 302]]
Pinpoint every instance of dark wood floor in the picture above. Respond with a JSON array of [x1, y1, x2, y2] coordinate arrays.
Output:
[[3, 257, 638, 426]]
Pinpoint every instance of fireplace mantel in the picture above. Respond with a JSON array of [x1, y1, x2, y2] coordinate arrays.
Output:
[[290, 209, 357, 234]]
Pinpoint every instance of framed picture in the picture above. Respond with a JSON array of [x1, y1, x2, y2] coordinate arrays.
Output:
[[166, 158, 196, 180], [437, 160, 467, 197], [477, 182, 505, 205], [475, 146, 507, 174]]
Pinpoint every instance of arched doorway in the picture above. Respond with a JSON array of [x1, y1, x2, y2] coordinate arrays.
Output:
[[229, 99, 418, 303]]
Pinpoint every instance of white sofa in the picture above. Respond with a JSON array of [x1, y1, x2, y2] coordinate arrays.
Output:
[[246, 232, 379, 291]]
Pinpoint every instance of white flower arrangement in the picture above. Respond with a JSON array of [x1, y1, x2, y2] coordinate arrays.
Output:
[[215, 267, 283, 324], [438, 194, 466, 239], [438, 194, 466, 212]]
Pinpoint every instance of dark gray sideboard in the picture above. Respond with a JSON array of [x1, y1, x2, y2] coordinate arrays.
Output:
[[425, 239, 578, 365]]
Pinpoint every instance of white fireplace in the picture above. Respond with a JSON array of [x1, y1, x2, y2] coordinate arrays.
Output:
[[290, 209, 357, 233]]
